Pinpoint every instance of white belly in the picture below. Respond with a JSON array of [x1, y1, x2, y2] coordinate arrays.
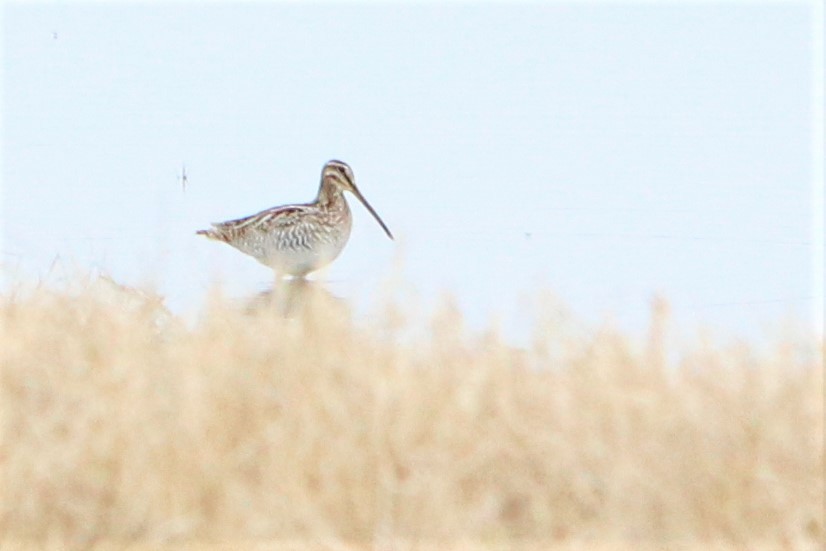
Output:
[[264, 236, 348, 276], [233, 219, 352, 277]]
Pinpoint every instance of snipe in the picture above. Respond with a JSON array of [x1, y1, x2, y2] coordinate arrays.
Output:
[[197, 160, 393, 277]]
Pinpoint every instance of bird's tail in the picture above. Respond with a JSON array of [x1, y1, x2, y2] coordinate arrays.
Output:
[[196, 227, 228, 242]]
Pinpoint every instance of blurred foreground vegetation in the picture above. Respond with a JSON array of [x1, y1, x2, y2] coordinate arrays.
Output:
[[0, 276, 822, 550]]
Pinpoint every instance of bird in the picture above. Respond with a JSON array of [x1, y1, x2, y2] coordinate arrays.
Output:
[[197, 160, 393, 278]]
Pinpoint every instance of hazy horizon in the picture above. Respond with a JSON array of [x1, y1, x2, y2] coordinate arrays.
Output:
[[2, 2, 823, 341]]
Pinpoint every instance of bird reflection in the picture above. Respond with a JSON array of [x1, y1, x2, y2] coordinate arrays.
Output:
[[246, 278, 348, 320]]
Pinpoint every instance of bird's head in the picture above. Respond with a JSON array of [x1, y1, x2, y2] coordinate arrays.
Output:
[[321, 160, 393, 240]]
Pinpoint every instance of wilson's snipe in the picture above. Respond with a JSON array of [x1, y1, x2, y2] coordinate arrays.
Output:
[[197, 160, 393, 277]]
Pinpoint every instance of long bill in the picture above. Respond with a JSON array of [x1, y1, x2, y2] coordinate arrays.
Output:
[[350, 188, 394, 240]]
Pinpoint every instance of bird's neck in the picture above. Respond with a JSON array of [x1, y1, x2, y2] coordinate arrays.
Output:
[[316, 180, 346, 209]]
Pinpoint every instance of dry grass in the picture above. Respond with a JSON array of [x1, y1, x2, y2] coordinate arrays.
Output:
[[0, 276, 822, 550]]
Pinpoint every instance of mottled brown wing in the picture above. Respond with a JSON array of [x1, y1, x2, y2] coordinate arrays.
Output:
[[199, 205, 311, 243]]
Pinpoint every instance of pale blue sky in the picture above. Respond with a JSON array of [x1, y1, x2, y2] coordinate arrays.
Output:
[[2, 2, 822, 341]]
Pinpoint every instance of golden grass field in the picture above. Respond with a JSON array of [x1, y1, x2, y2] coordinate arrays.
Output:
[[0, 276, 822, 550]]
